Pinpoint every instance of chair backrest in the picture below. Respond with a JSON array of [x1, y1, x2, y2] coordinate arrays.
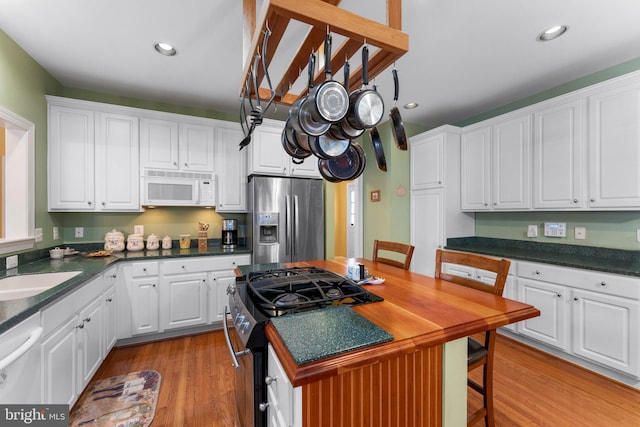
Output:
[[434, 249, 511, 296], [372, 240, 415, 270]]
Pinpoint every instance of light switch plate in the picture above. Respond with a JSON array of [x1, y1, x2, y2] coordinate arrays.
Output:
[[34, 228, 43, 242], [6, 255, 18, 269], [544, 222, 567, 237], [53, 226, 59, 240], [575, 227, 586, 240], [75, 227, 84, 238], [527, 225, 538, 238], [134, 225, 144, 235]]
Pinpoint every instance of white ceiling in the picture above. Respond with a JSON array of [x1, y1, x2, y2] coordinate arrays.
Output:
[[2, 0, 640, 128]]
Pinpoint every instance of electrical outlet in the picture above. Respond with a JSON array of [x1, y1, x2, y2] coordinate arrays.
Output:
[[6, 255, 18, 269], [134, 225, 144, 235], [75, 227, 84, 238], [527, 225, 538, 238], [34, 228, 43, 242], [575, 227, 586, 240], [53, 226, 59, 240]]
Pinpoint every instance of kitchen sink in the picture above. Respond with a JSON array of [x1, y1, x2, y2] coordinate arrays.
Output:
[[0, 271, 82, 301]]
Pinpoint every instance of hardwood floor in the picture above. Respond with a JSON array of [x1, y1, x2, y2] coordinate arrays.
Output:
[[77, 331, 639, 426]]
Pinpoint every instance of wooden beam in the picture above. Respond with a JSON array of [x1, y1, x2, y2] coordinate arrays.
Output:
[[387, 0, 402, 30], [242, 0, 256, 68]]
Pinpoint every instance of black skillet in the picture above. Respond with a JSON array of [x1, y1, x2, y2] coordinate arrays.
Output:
[[320, 142, 366, 181], [369, 127, 387, 171], [390, 68, 408, 150]]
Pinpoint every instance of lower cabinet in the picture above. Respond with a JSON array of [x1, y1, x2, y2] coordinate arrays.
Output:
[[42, 315, 78, 405], [209, 273, 235, 323], [160, 272, 208, 330], [267, 344, 302, 427]]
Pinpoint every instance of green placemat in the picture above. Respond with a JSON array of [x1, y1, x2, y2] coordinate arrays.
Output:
[[271, 306, 393, 364]]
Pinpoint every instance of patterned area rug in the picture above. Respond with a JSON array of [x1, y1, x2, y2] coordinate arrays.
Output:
[[70, 370, 161, 427]]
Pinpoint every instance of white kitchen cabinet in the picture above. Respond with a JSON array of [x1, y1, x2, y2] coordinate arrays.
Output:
[[516, 277, 570, 351], [248, 120, 321, 178], [140, 117, 179, 170], [48, 97, 140, 212], [120, 261, 160, 337], [533, 98, 586, 209], [216, 124, 248, 212], [0, 313, 42, 404], [411, 131, 445, 190], [209, 273, 235, 323], [572, 289, 639, 377], [179, 122, 216, 172], [588, 81, 640, 208], [77, 296, 104, 390], [461, 114, 531, 210], [42, 315, 78, 405], [267, 344, 302, 427], [410, 126, 474, 277], [103, 285, 117, 353], [160, 272, 208, 331]]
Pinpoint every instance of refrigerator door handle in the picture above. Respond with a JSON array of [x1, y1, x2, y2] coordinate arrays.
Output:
[[293, 195, 299, 256], [285, 194, 291, 255]]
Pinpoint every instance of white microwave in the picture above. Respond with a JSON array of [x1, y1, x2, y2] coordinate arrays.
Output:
[[142, 171, 216, 207]]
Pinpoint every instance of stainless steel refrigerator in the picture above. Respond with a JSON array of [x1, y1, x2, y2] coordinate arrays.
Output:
[[248, 176, 324, 264]]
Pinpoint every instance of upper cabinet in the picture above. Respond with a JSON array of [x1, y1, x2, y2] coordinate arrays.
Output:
[[461, 113, 531, 210], [588, 80, 640, 208], [247, 120, 321, 178], [48, 99, 140, 212], [216, 124, 248, 212], [532, 98, 586, 209], [410, 131, 444, 190]]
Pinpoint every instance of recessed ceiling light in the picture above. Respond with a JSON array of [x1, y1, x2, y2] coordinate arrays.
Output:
[[537, 25, 568, 42], [403, 102, 419, 109], [154, 42, 177, 56]]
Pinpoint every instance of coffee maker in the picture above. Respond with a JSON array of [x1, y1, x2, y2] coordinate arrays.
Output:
[[221, 219, 238, 249]]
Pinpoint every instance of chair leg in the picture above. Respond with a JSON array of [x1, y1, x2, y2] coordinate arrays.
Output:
[[483, 357, 495, 427]]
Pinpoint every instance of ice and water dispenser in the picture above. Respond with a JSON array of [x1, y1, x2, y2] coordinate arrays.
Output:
[[257, 213, 279, 244]]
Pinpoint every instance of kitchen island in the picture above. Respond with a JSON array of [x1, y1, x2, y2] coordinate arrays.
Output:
[[264, 257, 539, 427]]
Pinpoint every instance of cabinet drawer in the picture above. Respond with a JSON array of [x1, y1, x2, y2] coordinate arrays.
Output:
[[162, 255, 250, 275], [267, 344, 293, 424], [128, 261, 159, 277], [518, 261, 639, 299], [42, 276, 105, 337]]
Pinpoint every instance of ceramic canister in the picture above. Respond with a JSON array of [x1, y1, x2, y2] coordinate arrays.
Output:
[[104, 229, 125, 252], [162, 235, 172, 249], [127, 234, 144, 251], [146, 233, 159, 250]]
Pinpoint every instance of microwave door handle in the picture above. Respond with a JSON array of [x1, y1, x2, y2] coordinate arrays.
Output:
[[285, 195, 291, 255], [293, 195, 299, 256]]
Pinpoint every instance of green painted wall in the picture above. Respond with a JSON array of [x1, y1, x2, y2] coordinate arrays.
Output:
[[452, 56, 640, 251]]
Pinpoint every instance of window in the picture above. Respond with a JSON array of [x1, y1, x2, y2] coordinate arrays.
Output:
[[0, 104, 35, 254]]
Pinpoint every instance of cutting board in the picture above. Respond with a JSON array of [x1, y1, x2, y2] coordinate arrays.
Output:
[[270, 305, 393, 364]]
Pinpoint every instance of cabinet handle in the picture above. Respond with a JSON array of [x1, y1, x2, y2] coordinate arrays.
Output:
[[152, 284, 156, 288], [84, 317, 91, 323], [184, 162, 188, 167], [438, 181, 442, 184], [143, 268, 147, 272], [101, 202, 106, 206], [88, 201, 92, 206], [600, 281, 607, 287], [535, 270, 540, 275], [573, 198, 578, 203], [556, 293, 562, 298], [265, 376, 276, 385], [76, 322, 85, 329], [111, 274, 117, 278], [181, 265, 186, 269], [574, 297, 579, 301], [590, 198, 595, 202], [173, 161, 177, 166], [493, 202, 497, 206], [483, 203, 488, 207], [106, 297, 113, 303], [259, 402, 269, 412]]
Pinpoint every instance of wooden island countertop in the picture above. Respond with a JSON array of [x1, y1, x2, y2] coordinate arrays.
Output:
[[266, 257, 540, 387]]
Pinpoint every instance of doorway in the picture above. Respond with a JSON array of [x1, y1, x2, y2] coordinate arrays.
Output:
[[346, 179, 363, 258]]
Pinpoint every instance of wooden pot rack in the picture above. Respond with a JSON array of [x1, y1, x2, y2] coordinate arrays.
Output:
[[241, 0, 409, 106]]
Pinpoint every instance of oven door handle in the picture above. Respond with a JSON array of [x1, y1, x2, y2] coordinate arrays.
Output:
[[223, 306, 251, 369]]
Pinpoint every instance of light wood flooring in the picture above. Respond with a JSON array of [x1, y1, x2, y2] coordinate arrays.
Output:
[[78, 331, 640, 426]]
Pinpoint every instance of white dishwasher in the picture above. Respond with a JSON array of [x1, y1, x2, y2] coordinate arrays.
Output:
[[0, 312, 42, 403]]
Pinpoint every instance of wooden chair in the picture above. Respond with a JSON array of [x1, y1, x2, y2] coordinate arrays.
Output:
[[434, 249, 511, 427], [372, 240, 415, 270]]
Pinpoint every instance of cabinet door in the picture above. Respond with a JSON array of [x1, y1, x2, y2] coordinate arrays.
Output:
[[410, 189, 443, 277], [103, 286, 117, 353], [209, 273, 235, 323], [461, 127, 491, 210], [180, 123, 216, 172], [140, 118, 179, 170], [492, 115, 531, 209], [130, 278, 159, 336], [249, 123, 289, 176], [533, 100, 585, 209], [572, 289, 639, 376], [77, 296, 104, 391], [410, 133, 444, 190], [289, 157, 321, 178], [216, 126, 248, 212], [588, 83, 640, 208], [517, 278, 569, 351], [160, 273, 208, 330], [42, 315, 78, 405], [95, 112, 140, 210], [48, 105, 95, 210]]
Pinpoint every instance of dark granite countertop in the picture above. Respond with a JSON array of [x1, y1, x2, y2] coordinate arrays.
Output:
[[0, 245, 251, 334], [446, 237, 640, 277], [270, 306, 393, 365]]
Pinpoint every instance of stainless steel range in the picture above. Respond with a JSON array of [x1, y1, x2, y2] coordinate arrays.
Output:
[[223, 266, 383, 427]]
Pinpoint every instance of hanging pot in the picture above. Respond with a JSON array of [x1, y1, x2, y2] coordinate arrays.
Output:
[[308, 133, 350, 159], [282, 118, 312, 159], [291, 54, 331, 137], [390, 68, 408, 150], [345, 46, 384, 130], [322, 142, 366, 181], [331, 60, 365, 140], [318, 158, 342, 182], [369, 127, 387, 171]]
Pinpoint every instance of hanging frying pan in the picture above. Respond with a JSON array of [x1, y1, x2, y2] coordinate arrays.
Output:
[[331, 60, 365, 140], [390, 68, 408, 150], [322, 142, 367, 181], [345, 46, 384, 130], [369, 127, 387, 171], [318, 158, 342, 182], [282, 118, 312, 159], [291, 54, 331, 137], [302, 34, 349, 124], [308, 133, 350, 159]]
